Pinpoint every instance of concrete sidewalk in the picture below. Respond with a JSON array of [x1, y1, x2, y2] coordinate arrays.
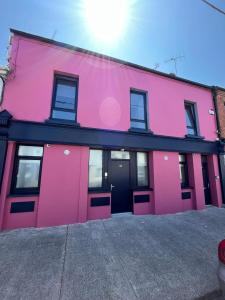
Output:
[[0, 207, 225, 300]]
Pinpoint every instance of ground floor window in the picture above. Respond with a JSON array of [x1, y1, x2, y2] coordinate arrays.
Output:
[[11, 145, 43, 195], [137, 152, 149, 187], [179, 154, 189, 188], [88, 149, 103, 188]]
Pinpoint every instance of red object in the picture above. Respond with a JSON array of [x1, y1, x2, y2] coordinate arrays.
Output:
[[218, 240, 225, 265]]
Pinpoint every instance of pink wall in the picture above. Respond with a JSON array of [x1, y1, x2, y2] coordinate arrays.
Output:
[[3, 196, 38, 230], [0, 144, 223, 230], [188, 154, 205, 210], [151, 151, 182, 214], [87, 193, 111, 220], [133, 191, 154, 215], [2, 35, 217, 141], [181, 188, 194, 211], [37, 144, 89, 227]]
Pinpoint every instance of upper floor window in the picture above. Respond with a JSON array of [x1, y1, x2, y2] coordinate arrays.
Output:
[[179, 154, 189, 188], [51, 75, 78, 122], [185, 102, 197, 136], [130, 90, 148, 130], [11, 145, 43, 195]]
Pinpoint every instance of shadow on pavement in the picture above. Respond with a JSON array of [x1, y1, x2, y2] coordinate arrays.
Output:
[[194, 289, 223, 300]]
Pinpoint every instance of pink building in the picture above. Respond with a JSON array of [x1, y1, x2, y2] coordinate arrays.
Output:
[[0, 29, 222, 230]]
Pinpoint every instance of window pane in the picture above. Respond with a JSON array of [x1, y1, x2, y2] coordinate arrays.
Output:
[[131, 106, 145, 120], [52, 109, 76, 121], [111, 151, 130, 159], [179, 154, 185, 162], [187, 127, 195, 135], [137, 152, 148, 186], [185, 108, 193, 127], [131, 92, 144, 107], [179, 154, 188, 186], [185, 103, 197, 135], [18, 146, 43, 157], [131, 121, 146, 129], [179, 164, 186, 184], [16, 160, 41, 188], [88, 150, 103, 188], [131, 92, 145, 121], [55, 82, 76, 110]]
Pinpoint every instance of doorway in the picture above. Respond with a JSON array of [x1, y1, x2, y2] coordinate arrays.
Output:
[[201, 155, 211, 205], [108, 151, 132, 214]]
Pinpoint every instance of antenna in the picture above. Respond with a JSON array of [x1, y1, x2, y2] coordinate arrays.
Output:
[[153, 63, 160, 70], [51, 30, 57, 40], [165, 55, 184, 75]]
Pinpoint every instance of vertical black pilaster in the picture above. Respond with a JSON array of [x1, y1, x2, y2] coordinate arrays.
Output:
[[219, 154, 225, 204], [0, 138, 7, 192], [0, 110, 12, 192]]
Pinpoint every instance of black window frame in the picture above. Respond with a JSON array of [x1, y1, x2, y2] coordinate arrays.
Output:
[[88, 149, 110, 193], [130, 89, 148, 131], [11, 144, 44, 195], [88, 149, 104, 190], [185, 102, 198, 136], [50, 74, 79, 123], [136, 151, 149, 188], [179, 153, 189, 188]]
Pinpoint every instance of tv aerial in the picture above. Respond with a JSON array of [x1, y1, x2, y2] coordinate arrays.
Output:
[[165, 55, 184, 75]]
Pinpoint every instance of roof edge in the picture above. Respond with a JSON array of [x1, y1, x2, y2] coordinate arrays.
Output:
[[214, 86, 225, 93], [10, 28, 213, 90]]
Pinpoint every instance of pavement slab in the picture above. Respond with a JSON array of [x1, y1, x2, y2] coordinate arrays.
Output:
[[0, 207, 224, 300]]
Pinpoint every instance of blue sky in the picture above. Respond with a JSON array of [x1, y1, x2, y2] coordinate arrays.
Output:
[[0, 0, 225, 87]]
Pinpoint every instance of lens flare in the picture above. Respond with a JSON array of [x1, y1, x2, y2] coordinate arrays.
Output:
[[83, 0, 130, 44]]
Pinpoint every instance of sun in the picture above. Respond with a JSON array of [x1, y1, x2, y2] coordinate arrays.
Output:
[[83, 0, 130, 44]]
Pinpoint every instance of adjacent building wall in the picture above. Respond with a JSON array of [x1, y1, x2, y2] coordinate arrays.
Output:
[[215, 89, 225, 140], [214, 88, 225, 203]]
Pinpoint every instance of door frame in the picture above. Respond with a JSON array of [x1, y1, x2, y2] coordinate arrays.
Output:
[[201, 155, 212, 205], [108, 152, 133, 213]]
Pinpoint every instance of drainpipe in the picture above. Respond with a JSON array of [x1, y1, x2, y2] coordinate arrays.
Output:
[[0, 67, 10, 193], [0, 67, 10, 108], [212, 86, 221, 138], [212, 86, 225, 204], [0, 75, 4, 108]]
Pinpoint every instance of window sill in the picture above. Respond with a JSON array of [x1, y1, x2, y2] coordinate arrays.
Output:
[[88, 189, 111, 194], [132, 187, 153, 191], [185, 134, 205, 140], [128, 128, 154, 135], [7, 193, 39, 198], [45, 119, 80, 127]]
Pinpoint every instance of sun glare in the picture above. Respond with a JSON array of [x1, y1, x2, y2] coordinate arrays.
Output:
[[83, 0, 130, 44]]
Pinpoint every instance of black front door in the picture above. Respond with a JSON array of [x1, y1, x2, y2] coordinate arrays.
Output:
[[201, 155, 211, 205], [109, 159, 132, 213]]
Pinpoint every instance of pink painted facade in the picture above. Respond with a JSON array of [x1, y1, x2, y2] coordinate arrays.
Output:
[[0, 30, 223, 230], [3, 35, 216, 139]]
